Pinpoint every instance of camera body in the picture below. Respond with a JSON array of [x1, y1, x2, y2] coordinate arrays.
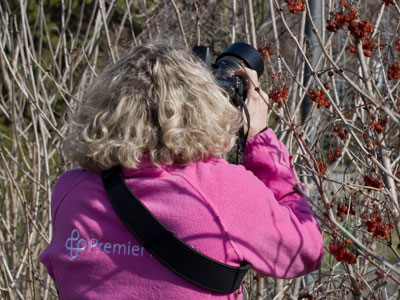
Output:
[[193, 42, 264, 106]]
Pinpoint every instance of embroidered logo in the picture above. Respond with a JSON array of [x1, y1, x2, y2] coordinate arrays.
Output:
[[65, 229, 87, 259], [64, 228, 197, 259], [64, 228, 149, 259]]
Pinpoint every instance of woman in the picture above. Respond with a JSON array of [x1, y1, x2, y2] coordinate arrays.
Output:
[[40, 43, 323, 300]]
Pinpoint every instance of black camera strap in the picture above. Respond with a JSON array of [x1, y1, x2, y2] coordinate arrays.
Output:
[[237, 98, 250, 165], [101, 167, 251, 293]]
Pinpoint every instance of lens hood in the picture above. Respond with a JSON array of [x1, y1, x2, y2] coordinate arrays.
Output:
[[216, 42, 264, 77]]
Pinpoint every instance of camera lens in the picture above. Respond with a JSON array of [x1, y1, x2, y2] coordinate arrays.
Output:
[[216, 43, 264, 77], [193, 42, 264, 107]]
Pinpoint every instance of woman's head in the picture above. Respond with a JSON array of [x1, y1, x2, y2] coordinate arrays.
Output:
[[64, 43, 243, 172]]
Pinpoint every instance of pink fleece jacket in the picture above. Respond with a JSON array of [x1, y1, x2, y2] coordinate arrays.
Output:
[[40, 129, 323, 300]]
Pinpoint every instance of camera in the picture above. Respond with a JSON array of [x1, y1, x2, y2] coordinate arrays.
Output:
[[193, 42, 264, 106]]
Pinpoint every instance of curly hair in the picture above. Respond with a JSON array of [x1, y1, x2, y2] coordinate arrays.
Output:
[[63, 43, 243, 172]]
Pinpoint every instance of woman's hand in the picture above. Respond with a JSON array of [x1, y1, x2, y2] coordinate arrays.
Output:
[[235, 68, 269, 139]]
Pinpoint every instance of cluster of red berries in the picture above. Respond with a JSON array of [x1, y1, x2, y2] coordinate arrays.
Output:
[[348, 45, 357, 55], [388, 62, 400, 80], [257, 45, 273, 61], [326, 2, 375, 57], [331, 124, 349, 140], [329, 239, 357, 264], [308, 89, 331, 109], [336, 202, 355, 220], [328, 146, 342, 163], [382, 0, 395, 5], [396, 40, 400, 51], [357, 276, 368, 291], [348, 38, 375, 57], [348, 29, 375, 57], [364, 175, 383, 190], [284, 0, 305, 14], [364, 213, 393, 241], [362, 119, 387, 147], [362, 38, 376, 57], [362, 132, 372, 148], [268, 85, 288, 109], [339, 0, 350, 8], [348, 20, 374, 40], [317, 159, 328, 175], [371, 118, 388, 134], [326, 8, 358, 33]]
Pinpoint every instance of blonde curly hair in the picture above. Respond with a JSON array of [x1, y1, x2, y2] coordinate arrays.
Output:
[[64, 43, 243, 172]]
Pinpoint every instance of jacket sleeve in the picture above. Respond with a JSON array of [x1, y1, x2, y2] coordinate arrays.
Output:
[[219, 129, 324, 278], [244, 128, 308, 209]]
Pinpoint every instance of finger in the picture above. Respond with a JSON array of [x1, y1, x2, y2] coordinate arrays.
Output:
[[234, 68, 259, 91]]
